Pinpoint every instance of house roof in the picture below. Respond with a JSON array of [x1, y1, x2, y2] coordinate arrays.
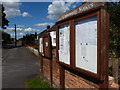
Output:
[[38, 25, 56, 37]]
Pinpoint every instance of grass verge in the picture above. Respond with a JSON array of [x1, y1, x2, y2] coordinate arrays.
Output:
[[25, 76, 51, 88]]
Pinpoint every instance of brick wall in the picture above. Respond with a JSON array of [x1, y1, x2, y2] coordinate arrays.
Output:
[[41, 48, 119, 88], [43, 58, 50, 81], [52, 58, 60, 87], [42, 48, 98, 88], [42, 49, 60, 87], [65, 70, 97, 88]]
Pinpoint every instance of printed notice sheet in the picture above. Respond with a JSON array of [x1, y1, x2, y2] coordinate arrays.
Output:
[[59, 24, 70, 64], [75, 16, 97, 73], [39, 38, 43, 53]]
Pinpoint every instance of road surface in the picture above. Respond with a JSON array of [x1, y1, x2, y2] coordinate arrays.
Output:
[[2, 47, 40, 88]]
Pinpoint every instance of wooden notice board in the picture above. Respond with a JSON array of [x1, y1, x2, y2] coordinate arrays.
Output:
[[39, 34, 52, 59], [38, 33, 53, 87], [56, 2, 109, 88]]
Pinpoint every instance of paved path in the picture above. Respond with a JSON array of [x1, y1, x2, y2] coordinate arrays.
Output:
[[2, 47, 40, 88], [2, 44, 16, 60]]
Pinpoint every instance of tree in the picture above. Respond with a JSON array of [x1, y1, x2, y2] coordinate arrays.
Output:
[[22, 33, 37, 45], [2, 32, 11, 45], [106, 2, 120, 57], [1, 5, 9, 29]]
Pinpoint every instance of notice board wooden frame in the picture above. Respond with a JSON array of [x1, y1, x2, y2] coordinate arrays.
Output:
[[39, 33, 52, 59], [38, 33, 53, 87], [56, 5, 109, 88]]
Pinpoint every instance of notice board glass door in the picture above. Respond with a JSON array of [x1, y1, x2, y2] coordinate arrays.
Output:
[[75, 16, 97, 74], [59, 23, 70, 65]]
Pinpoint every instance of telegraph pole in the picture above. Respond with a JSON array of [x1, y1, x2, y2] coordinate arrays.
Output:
[[14, 24, 17, 47]]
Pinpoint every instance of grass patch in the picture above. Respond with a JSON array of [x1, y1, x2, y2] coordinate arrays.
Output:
[[25, 77, 51, 88]]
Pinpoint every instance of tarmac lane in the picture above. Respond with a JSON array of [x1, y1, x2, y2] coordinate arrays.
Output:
[[2, 47, 40, 88]]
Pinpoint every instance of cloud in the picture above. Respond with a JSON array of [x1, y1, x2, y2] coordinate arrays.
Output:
[[1, 0, 20, 2], [18, 32, 24, 36], [65, 0, 80, 2], [10, 33, 15, 37], [4, 27, 22, 31], [10, 32, 24, 37], [4, 28, 14, 31], [16, 28, 22, 31], [35, 23, 54, 28], [2, 1, 31, 18], [17, 25, 25, 27], [3, 2, 21, 18], [22, 12, 31, 17], [47, 0, 69, 20], [47, 0, 79, 20], [24, 28, 39, 33], [24, 28, 33, 32]]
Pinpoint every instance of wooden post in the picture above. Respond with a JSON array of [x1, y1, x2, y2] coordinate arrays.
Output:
[[49, 35, 53, 87], [60, 65, 65, 88], [50, 59, 53, 87], [14, 24, 17, 47], [99, 8, 109, 89], [70, 20, 75, 67], [40, 53, 43, 78]]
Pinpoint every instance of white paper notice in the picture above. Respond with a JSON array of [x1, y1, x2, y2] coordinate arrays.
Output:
[[59, 24, 70, 64], [39, 38, 43, 53], [75, 16, 97, 73], [46, 42, 48, 48]]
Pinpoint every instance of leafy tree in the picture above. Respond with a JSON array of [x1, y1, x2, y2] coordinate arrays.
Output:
[[2, 32, 11, 45], [106, 2, 120, 57], [22, 33, 37, 45], [1, 5, 9, 29]]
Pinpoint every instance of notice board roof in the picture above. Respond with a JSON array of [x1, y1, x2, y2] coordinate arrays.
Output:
[[47, 25, 56, 32], [58, 2, 106, 22]]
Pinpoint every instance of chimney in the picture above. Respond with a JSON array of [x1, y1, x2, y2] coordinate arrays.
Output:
[[47, 25, 50, 29], [82, 0, 87, 4]]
